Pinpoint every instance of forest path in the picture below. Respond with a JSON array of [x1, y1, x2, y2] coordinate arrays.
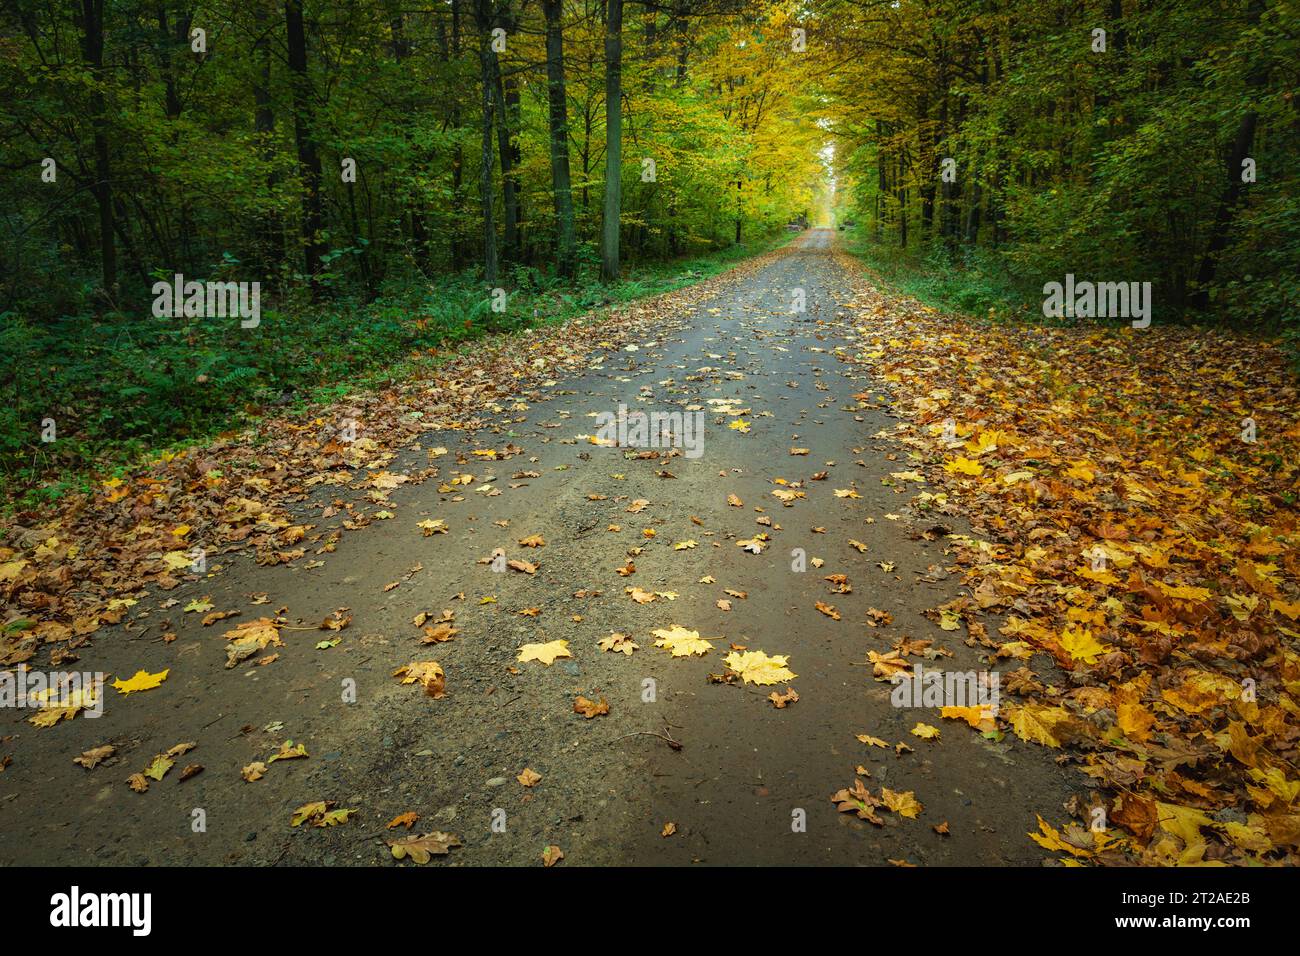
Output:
[[0, 230, 1078, 866]]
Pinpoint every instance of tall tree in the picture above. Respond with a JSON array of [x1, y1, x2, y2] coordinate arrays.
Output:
[[600, 0, 624, 282], [474, 0, 499, 283], [490, 1, 520, 260], [542, 0, 576, 277], [79, 0, 115, 295], [285, 0, 325, 286]]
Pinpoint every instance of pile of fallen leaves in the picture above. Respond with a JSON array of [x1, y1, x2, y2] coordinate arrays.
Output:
[[840, 250, 1300, 865]]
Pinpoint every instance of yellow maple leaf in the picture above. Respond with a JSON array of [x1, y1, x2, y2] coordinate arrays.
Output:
[[1153, 581, 1211, 602], [723, 650, 796, 686], [1246, 767, 1300, 804], [940, 705, 995, 728], [881, 788, 923, 818], [944, 456, 984, 476], [1007, 704, 1067, 747], [1059, 625, 1108, 664], [1155, 801, 1213, 852], [516, 640, 571, 666], [652, 625, 714, 657], [112, 669, 170, 695], [161, 550, 193, 571], [1029, 815, 1095, 858], [1269, 598, 1300, 621]]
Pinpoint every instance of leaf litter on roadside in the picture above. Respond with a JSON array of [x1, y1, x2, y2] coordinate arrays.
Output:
[[841, 256, 1300, 865]]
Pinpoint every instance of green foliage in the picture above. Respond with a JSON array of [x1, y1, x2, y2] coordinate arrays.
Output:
[[824, 0, 1299, 334], [841, 229, 1038, 325]]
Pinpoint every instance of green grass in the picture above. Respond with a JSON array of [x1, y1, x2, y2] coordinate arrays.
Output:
[[838, 226, 1043, 325], [1, 234, 792, 510]]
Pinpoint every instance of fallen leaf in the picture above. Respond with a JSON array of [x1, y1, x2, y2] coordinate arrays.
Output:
[[390, 832, 461, 862], [517, 640, 571, 665]]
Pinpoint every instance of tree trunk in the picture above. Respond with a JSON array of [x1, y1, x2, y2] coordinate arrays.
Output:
[[79, 0, 116, 295], [489, 4, 518, 260], [600, 0, 623, 283], [474, 0, 498, 284], [285, 0, 324, 288], [542, 0, 576, 278], [253, 1, 281, 275], [448, 1, 466, 271], [388, 0, 431, 271], [503, 73, 524, 257], [1190, 0, 1266, 313], [1190, 109, 1257, 312]]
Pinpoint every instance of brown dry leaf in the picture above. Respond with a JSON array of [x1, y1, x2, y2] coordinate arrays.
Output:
[[320, 608, 352, 631], [542, 845, 564, 867], [517, 768, 543, 787], [223, 618, 283, 669], [815, 601, 841, 621], [507, 559, 537, 575], [390, 831, 461, 863], [517, 534, 546, 548], [661, 822, 677, 837], [421, 623, 458, 644], [768, 687, 799, 708], [573, 696, 610, 718], [387, 812, 420, 830], [73, 745, 115, 770], [868, 650, 909, 681], [242, 762, 267, 782], [824, 573, 852, 594], [393, 661, 446, 699], [831, 778, 883, 825], [597, 632, 638, 655]]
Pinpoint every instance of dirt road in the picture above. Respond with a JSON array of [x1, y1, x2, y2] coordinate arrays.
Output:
[[0, 230, 1079, 866]]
